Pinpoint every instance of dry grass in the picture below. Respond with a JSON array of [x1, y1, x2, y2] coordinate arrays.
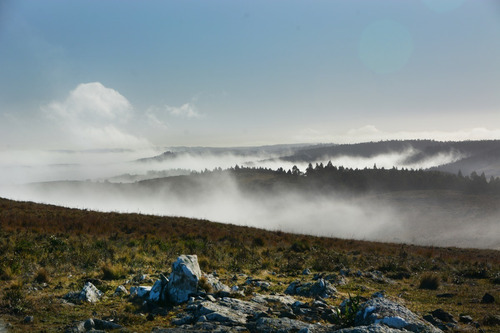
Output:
[[0, 197, 498, 332]]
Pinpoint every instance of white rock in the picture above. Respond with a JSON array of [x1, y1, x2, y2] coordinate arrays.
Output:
[[79, 282, 103, 303], [168, 255, 202, 304]]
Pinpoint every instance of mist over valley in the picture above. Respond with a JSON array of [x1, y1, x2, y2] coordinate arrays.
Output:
[[2, 140, 499, 250]]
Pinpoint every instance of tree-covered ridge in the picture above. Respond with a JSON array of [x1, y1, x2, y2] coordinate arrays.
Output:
[[221, 163, 500, 194]]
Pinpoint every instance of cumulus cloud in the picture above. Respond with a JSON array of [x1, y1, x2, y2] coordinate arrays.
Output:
[[43, 82, 150, 149], [46, 82, 132, 120], [166, 103, 201, 118]]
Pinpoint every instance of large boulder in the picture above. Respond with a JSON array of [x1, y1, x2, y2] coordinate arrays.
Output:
[[354, 297, 443, 333], [168, 255, 202, 304]]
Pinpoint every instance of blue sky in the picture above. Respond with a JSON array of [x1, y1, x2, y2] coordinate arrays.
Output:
[[1, 0, 500, 149]]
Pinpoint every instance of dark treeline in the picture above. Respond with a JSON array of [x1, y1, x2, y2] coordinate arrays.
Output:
[[206, 162, 500, 194]]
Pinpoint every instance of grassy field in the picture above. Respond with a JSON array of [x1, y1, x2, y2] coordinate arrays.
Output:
[[0, 197, 498, 332]]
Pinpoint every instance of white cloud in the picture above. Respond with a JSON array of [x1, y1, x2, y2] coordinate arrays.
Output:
[[295, 125, 500, 144], [166, 103, 201, 118], [46, 82, 132, 121], [43, 82, 150, 149]]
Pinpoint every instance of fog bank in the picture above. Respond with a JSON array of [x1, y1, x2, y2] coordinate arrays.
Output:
[[1, 171, 498, 250]]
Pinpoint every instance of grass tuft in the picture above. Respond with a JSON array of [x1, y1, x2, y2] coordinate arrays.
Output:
[[419, 273, 440, 290]]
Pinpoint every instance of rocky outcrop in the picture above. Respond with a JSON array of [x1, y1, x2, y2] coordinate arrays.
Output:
[[168, 255, 202, 304], [354, 297, 442, 333]]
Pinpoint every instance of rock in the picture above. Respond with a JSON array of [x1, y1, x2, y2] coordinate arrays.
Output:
[[130, 286, 151, 298], [286, 278, 337, 299], [481, 292, 495, 304], [203, 273, 231, 294], [113, 285, 129, 296], [83, 318, 94, 330], [253, 294, 299, 307], [483, 314, 500, 326], [302, 268, 311, 275], [354, 297, 443, 333], [254, 317, 321, 333], [78, 282, 103, 303], [168, 255, 202, 304], [364, 271, 393, 284], [334, 324, 406, 333], [430, 309, 456, 323], [153, 322, 248, 332], [149, 277, 169, 303], [458, 314, 473, 324], [423, 315, 448, 331], [93, 319, 122, 330], [181, 297, 268, 326], [23, 316, 34, 324], [436, 293, 455, 298], [64, 319, 119, 333]]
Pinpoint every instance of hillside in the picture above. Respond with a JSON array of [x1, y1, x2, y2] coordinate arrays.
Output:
[[280, 140, 500, 177], [0, 197, 498, 332]]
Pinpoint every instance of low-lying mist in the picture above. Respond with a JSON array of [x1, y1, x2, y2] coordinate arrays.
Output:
[[1, 170, 498, 250]]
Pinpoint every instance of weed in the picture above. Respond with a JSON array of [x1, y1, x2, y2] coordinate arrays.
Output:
[[335, 294, 361, 327]]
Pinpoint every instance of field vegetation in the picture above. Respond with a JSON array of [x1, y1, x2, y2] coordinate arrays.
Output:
[[0, 197, 498, 331]]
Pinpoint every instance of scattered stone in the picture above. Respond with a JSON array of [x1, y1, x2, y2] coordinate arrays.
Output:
[[168, 255, 202, 304], [285, 279, 337, 298], [23, 316, 34, 324], [130, 285, 152, 298], [83, 282, 104, 303], [153, 322, 248, 332], [364, 271, 393, 284], [483, 314, 500, 326], [302, 268, 311, 275], [65, 318, 122, 333], [458, 314, 473, 324], [113, 285, 129, 296], [254, 317, 320, 333], [481, 293, 495, 304], [335, 324, 406, 333], [203, 273, 231, 294], [436, 293, 455, 298], [430, 309, 456, 323]]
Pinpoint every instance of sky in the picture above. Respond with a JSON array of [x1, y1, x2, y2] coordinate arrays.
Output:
[[1, 0, 500, 150]]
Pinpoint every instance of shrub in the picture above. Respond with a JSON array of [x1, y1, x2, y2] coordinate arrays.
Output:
[[419, 273, 440, 290]]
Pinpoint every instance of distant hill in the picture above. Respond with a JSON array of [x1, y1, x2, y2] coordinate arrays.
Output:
[[137, 143, 311, 162], [281, 140, 500, 177]]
